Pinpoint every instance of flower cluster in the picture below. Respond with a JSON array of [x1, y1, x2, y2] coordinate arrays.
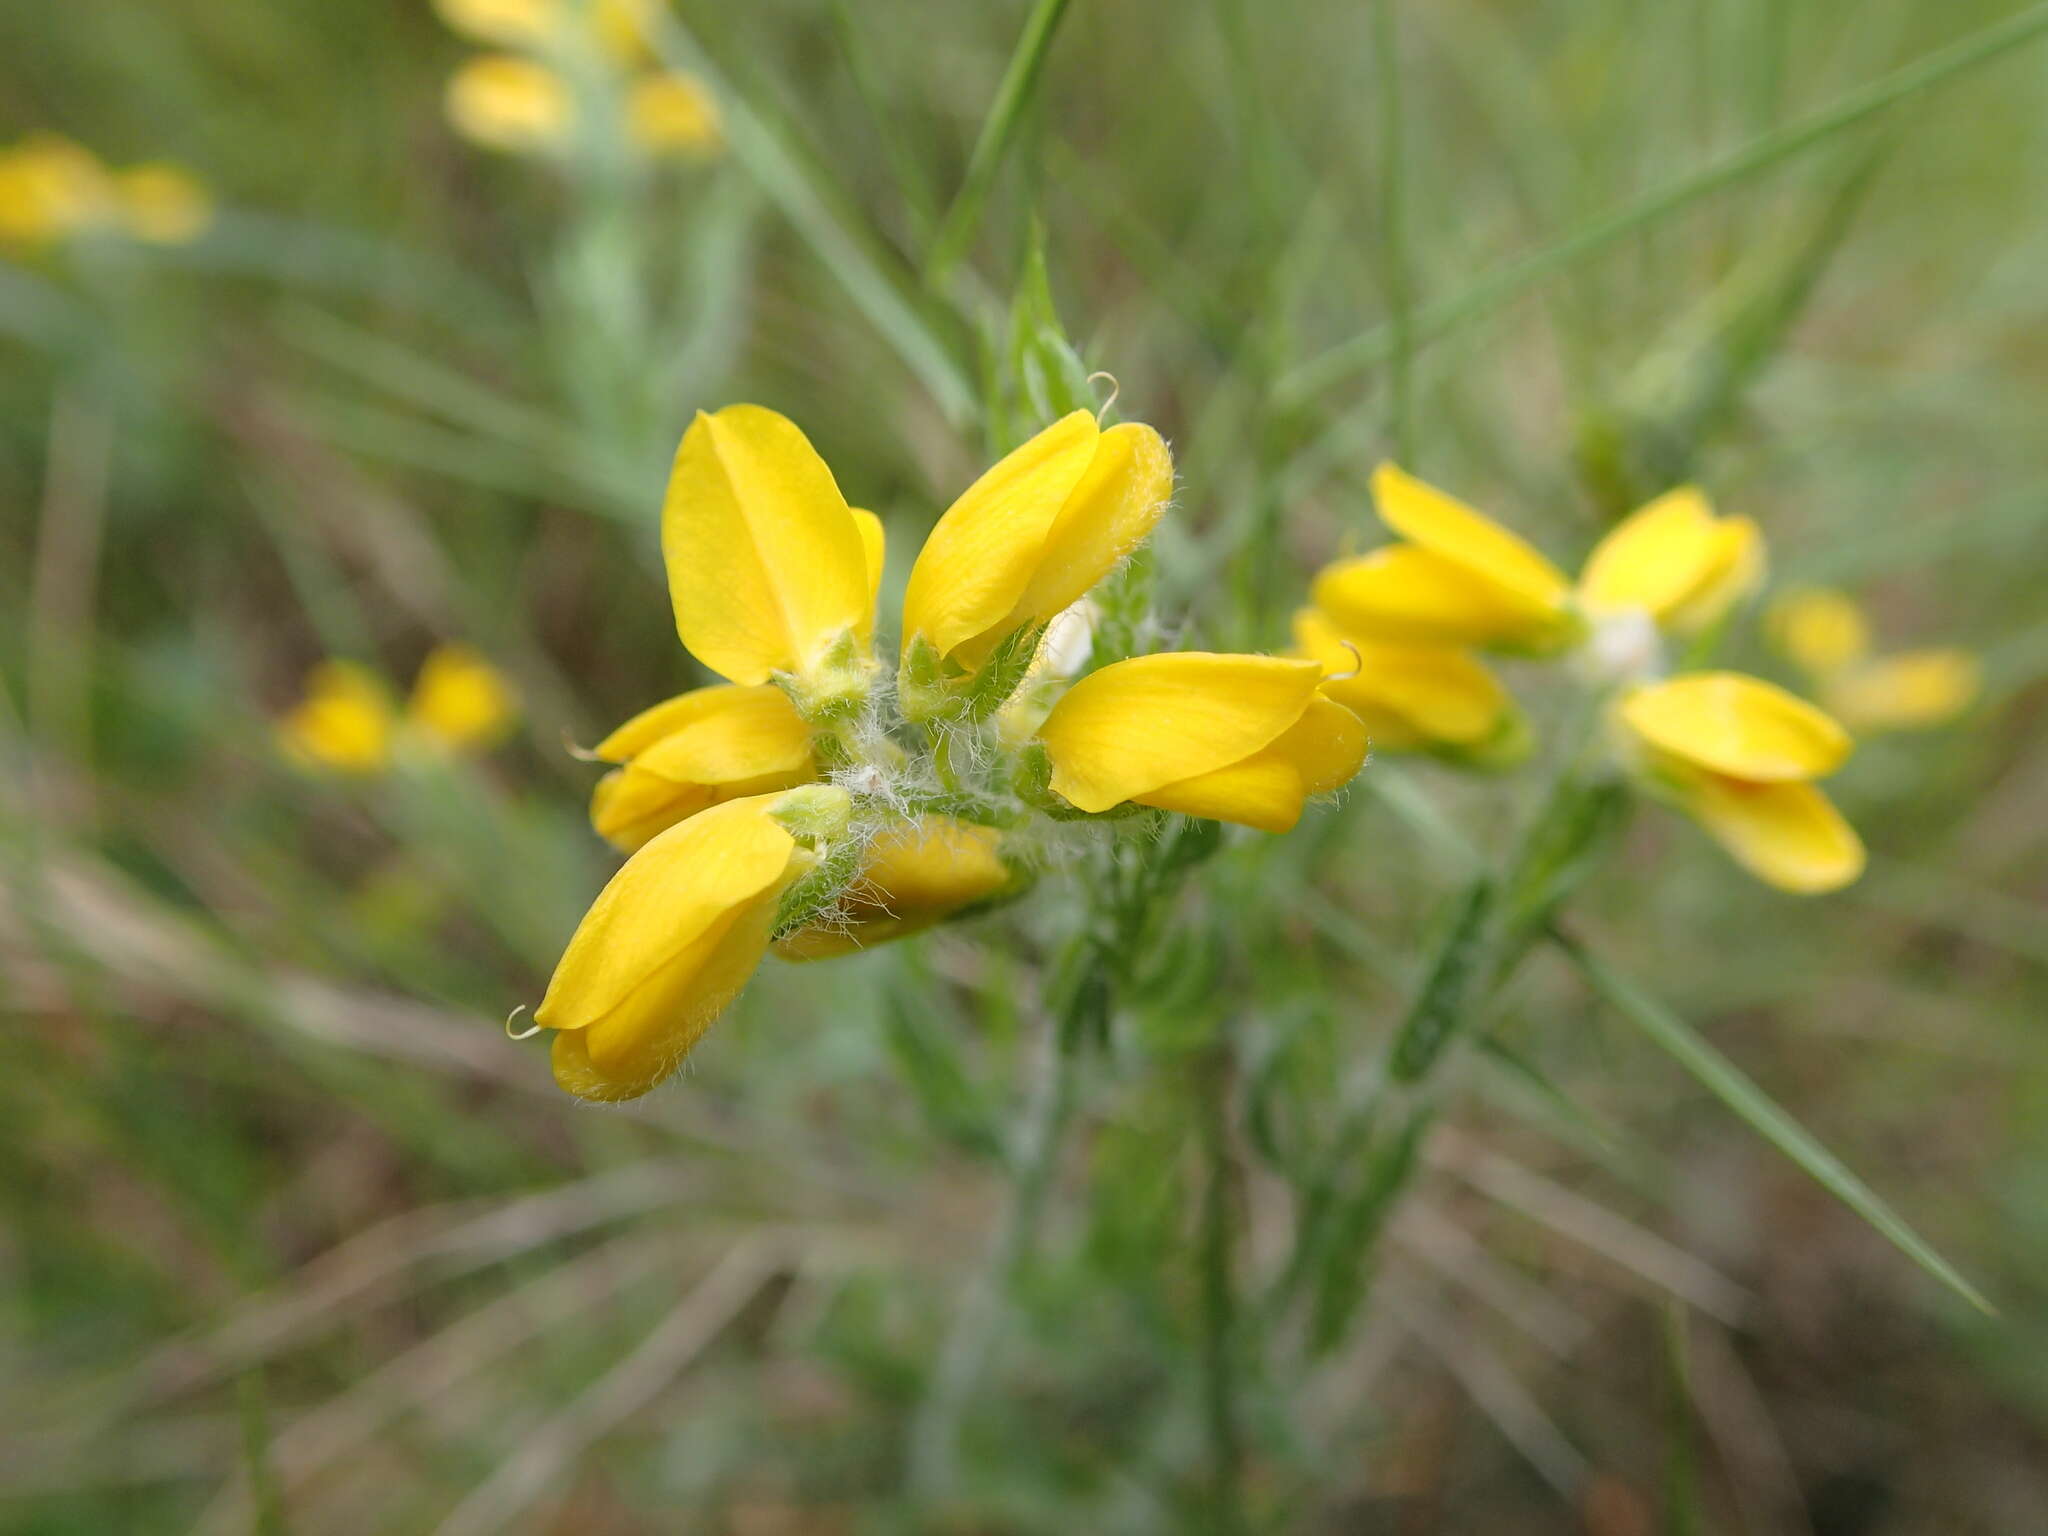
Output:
[[531, 404, 1368, 1101], [0, 134, 212, 251], [434, 0, 721, 159], [1769, 586, 1979, 734], [279, 644, 521, 774], [1303, 466, 1864, 893]]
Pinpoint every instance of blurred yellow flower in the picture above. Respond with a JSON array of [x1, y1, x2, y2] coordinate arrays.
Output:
[[1291, 608, 1527, 766], [587, 684, 816, 852], [1037, 652, 1367, 832], [663, 404, 879, 715], [277, 662, 397, 775], [114, 163, 214, 244], [776, 818, 1016, 960], [0, 135, 118, 246], [407, 643, 521, 754], [1616, 671, 1863, 893], [1312, 467, 1762, 659], [627, 71, 722, 155], [433, 0, 558, 48], [539, 786, 850, 1102], [445, 55, 574, 153], [1768, 586, 1979, 733], [901, 410, 1174, 688]]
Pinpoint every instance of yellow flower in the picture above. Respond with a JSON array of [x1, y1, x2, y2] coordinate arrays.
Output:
[[407, 643, 521, 754], [1036, 653, 1367, 832], [434, 0, 559, 48], [626, 72, 721, 156], [1291, 608, 1526, 766], [445, 55, 574, 154], [539, 786, 851, 1102], [1578, 486, 1763, 636], [114, 163, 214, 245], [277, 662, 397, 775], [1312, 463, 1578, 654], [1312, 467, 1760, 658], [0, 135, 118, 246], [1616, 671, 1863, 893], [663, 404, 880, 715], [901, 411, 1174, 690], [1768, 586, 1979, 733], [586, 684, 816, 852], [775, 818, 1016, 960]]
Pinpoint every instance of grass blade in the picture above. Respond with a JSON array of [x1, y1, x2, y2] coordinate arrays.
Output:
[[1552, 926, 1993, 1315], [1279, 0, 2048, 405]]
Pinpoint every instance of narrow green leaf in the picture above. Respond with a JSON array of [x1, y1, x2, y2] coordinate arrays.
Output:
[[1553, 928, 1994, 1315], [1278, 0, 2048, 406]]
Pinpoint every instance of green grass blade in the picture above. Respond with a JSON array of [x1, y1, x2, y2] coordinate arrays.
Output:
[[925, 0, 1077, 285], [1279, 0, 2048, 405], [1553, 927, 1994, 1315]]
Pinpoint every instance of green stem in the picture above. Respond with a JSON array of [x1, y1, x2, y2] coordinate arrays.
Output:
[[1195, 1046, 1246, 1533], [1372, 0, 1415, 464]]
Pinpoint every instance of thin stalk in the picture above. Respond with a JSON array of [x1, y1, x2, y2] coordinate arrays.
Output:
[[1278, 0, 2048, 404], [1195, 1047, 1246, 1534], [1372, 0, 1415, 463], [925, 0, 1078, 285]]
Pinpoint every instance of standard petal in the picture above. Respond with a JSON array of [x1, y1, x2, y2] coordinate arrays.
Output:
[[1294, 609, 1510, 747], [1826, 650, 1979, 732], [1312, 546, 1552, 650], [662, 405, 872, 686], [1664, 515, 1764, 635], [1622, 672, 1851, 782], [1767, 587, 1871, 677], [851, 507, 886, 644], [1578, 487, 1725, 620], [1371, 462, 1573, 613], [1037, 652, 1322, 813], [900, 411, 1100, 663], [1678, 774, 1866, 894], [534, 795, 796, 1035]]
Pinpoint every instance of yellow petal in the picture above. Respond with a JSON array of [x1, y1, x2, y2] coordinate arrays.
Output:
[[445, 55, 573, 154], [1674, 773, 1866, 894], [115, 164, 212, 245], [433, 0, 559, 47], [535, 794, 805, 1092], [407, 643, 519, 753], [1372, 462, 1573, 615], [1036, 652, 1322, 814], [776, 818, 1013, 960], [851, 508, 886, 645], [1662, 514, 1764, 635], [901, 410, 1101, 665], [1767, 587, 1871, 677], [1311, 546, 1558, 650], [588, 685, 815, 850], [1134, 697, 1366, 832], [662, 405, 872, 688], [0, 135, 117, 245], [1825, 649, 1980, 733], [1621, 672, 1851, 782], [1578, 486, 1724, 622], [1293, 608, 1510, 748], [626, 72, 722, 156], [277, 661, 396, 775]]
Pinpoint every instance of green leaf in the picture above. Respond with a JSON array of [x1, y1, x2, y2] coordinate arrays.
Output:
[[1553, 928, 1994, 1315]]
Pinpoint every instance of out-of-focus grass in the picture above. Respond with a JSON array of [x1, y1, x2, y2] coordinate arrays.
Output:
[[4, 0, 2047, 1530]]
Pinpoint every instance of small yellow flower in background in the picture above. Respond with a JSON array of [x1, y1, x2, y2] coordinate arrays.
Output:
[[626, 71, 722, 155], [278, 662, 398, 775], [0, 135, 116, 245], [1036, 653, 1367, 833], [540, 786, 851, 1102], [114, 162, 216, 245], [280, 646, 518, 774], [663, 404, 880, 715], [1768, 586, 1979, 733], [408, 643, 521, 754], [1615, 671, 1864, 893], [1291, 607, 1527, 767], [587, 684, 816, 852], [446, 54, 575, 154], [775, 819, 1017, 961], [901, 410, 1174, 699], [433, 0, 559, 48]]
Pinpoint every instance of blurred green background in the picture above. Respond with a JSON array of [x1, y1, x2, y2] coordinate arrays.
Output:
[[4, 0, 2047, 1531]]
